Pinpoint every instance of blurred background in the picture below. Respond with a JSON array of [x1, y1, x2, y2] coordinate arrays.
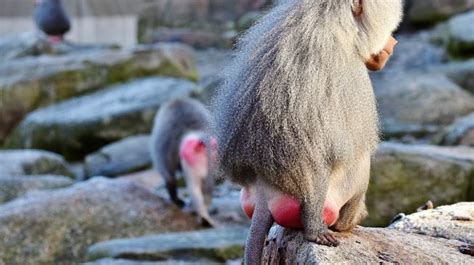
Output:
[[0, 0, 473, 264]]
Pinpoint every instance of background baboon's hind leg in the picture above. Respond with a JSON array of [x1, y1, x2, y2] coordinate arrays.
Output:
[[332, 192, 368, 232], [165, 178, 185, 208]]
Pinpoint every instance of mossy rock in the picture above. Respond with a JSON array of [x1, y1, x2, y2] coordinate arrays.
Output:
[[366, 142, 474, 226], [0, 43, 197, 145], [5, 78, 199, 161]]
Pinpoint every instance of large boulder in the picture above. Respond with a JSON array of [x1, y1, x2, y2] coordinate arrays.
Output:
[[6, 77, 198, 160], [0, 150, 73, 177], [408, 0, 474, 27], [374, 73, 474, 138], [0, 43, 197, 144], [0, 177, 200, 265], [86, 227, 248, 263], [435, 112, 474, 146], [367, 142, 474, 226], [390, 202, 473, 244], [0, 175, 73, 204], [261, 226, 471, 264], [84, 135, 151, 178]]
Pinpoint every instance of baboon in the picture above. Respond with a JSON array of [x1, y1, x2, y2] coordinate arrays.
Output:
[[34, 0, 71, 43], [213, 0, 402, 263], [150, 98, 217, 227]]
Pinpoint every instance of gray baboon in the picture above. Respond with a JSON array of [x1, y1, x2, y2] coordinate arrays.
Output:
[[150, 98, 217, 227], [213, 0, 402, 263]]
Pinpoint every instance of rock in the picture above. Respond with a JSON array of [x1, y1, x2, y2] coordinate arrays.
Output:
[[0, 175, 73, 204], [87, 226, 248, 263], [0, 32, 119, 62], [0, 43, 197, 144], [84, 135, 151, 178], [0, 177, 200, 265], [261, 226, 471, 264], [137, 0, 267, 48], [390, 202, 474, 244], [0, 150, 73, 177], [367, 142, 474, 226], [6, 77, 198, 160], [436, 58, 474, 93], [446, 11, 474, 57], [85, 258, 223, 265], [236, 11, 264, 31], [142, 28, 235, 49], [374, 73, 474, 138], [435, 113, 474, 146], [408, 0, 474, 26]]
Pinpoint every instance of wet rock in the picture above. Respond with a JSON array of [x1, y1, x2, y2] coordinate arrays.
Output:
[[0, 43, 197, 143], [87, 226, 248, 263], [0, 175, 73, 204], [0, 150, 73, 177], [390, 202, 474, 244], [0, 177, 200, 265], [374, 73, 474, 138], [408, 0, 474, 27], [367, 142, 474, 226], [84, 135, 151, 178], [6, 77, 198, 160], [261, 226, 470, 264], [435, 113, 474, 146], [446, 11, 474, 58]]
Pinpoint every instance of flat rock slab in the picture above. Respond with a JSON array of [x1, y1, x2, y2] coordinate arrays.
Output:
[[374, 73, 474, 138], [435, 112, 474, 146], [85, 135, 151, 178], [390, 202, 474, 244], [85, 258, 223, 265], [6, 77, 197, 160], [0, 175, 73, 204], [262, 226, 472, 264], [408, 0, 474, 26], [0, 177, 200, 265], [0, 149, 73, 177], [446, 10, 474, 57], [367, 142, 474, 226], [87, 226, 248, 263], [0, 43, 197, 143]]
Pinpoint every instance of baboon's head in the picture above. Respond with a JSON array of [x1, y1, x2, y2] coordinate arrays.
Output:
[[351, 0, 403, 59]]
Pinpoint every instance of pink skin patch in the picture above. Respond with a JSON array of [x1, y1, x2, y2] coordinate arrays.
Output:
[[179, 137, 207, 167], [48, 36, 64, 44], [240, 187, 339, 229]]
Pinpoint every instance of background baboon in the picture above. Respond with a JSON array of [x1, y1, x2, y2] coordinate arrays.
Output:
[[34, 0, 71, 42], [150, 98, 217, 227], [213, 0, 402, 263]]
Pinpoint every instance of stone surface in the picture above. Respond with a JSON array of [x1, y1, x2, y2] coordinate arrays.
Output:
[[435, 112, 474, 146], [0, 43, 197, 143], [137, 0, 267, 47], [0, 32, 118, 62], [0, 177, 200, 265], [0, 175, 73, 204], [390, 202, 474, 244], [367, 142, 474, 226], [84, 135, 151, 178], [85, 259, 224, 265], [6, 77, 198, 160], [434, 59, 474, 93], [87, 226, 248, 263], [446, 11, 474, 57], [408, 0, 474, 26], [261, 226, 472, 264], [0, 150, 73, 177], [374, 73, 474, 137]]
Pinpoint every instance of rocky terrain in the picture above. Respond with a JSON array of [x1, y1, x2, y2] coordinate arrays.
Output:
[[0, 0, 473, 264]]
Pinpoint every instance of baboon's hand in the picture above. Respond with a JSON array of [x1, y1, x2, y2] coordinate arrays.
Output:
[[365, 36, 398, 71], [305, 229, 340, 247]]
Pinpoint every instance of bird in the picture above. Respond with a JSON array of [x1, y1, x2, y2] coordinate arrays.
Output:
[[33, 0, 71, 43]]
